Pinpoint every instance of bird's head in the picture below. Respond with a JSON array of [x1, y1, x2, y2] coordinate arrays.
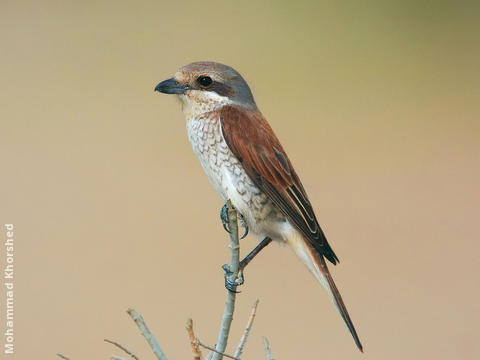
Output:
[[155, 61, 257, 115]]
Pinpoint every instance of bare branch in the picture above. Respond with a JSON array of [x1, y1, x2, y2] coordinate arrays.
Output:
[[186, 318, 203, 360], [111, 356, 128, 360], [263, 337, 273, 360], [212, 200, 240, 360], [56, 354, 71, 360], [234, 299, 259, 358], [127, 308, 168, 360], [104, 338, 140, 360], [197, 340, 240, 360]]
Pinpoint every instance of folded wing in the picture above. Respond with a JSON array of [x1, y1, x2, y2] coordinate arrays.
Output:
[[219, 105, 339, 265]]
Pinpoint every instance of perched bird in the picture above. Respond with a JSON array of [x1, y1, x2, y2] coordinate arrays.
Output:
[[155, 61, 363, 351]]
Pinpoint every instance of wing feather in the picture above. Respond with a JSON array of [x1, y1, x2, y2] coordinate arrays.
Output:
[[219, 105, 339, 264]]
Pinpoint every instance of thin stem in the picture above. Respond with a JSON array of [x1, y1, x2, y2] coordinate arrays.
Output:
[[127, 308, 168, 360], [233, 299, 259, 358], [213, 200, 240, 360], [104, 338, 140, 360], [186, 318, 203, 360], [263, 337, 273, 360], [197, 340, 240, 360]]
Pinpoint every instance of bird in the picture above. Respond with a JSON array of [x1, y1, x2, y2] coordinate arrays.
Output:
[[155, 61, 363, 351]]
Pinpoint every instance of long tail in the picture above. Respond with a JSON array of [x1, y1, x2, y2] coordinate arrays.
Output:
[[287, 233, 363, 352]]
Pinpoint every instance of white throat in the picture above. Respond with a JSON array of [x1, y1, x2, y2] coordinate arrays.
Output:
[[178, 90, 232, 119]]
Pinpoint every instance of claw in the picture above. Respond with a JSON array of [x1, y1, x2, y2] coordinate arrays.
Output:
[[220, 202, 232, 234], [235, 269, 244, 286], [225, 279, 240, 293], [239, 213, 249, 239], [222, 264, 243, 293], [222, 223, 231, 233], [220, 202, 249, 239]]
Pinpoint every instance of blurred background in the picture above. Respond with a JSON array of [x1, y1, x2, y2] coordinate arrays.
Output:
[[1, 1, 479, 359]]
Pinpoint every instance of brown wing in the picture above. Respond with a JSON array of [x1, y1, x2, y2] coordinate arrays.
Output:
[[219, 105, 339, 264]]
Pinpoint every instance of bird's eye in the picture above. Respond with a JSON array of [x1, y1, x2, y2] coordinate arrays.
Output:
[[197, 76, 213, 87]]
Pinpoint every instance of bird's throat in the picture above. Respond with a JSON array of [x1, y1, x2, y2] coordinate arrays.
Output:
[[178, 91, 231, 120]]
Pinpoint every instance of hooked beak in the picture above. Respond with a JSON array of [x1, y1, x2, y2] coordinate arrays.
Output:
[[154, 78, 189, 94]]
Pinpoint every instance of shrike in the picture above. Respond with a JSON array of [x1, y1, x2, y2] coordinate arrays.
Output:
[[155, 61, 363, 351]]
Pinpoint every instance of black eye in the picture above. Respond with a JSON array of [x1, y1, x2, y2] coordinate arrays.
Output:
[[197, 76, 213, 87]]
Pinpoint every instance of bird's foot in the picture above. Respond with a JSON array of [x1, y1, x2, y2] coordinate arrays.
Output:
[[219, 202, 249, 239], [238, 213, 249, 239], [222, 264, 244, 293], [220, 202, 231, 233]]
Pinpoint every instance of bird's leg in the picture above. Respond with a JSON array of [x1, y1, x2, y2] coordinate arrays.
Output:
[[239, 237, 272, 270], [220, 202, 268, 292], [220, 201, 249, 239], [220, 200, 246, 293], [222, 237, 273, 292]]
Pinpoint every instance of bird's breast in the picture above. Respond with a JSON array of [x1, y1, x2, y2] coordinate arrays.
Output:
[[185, 113, 286, 239], [186, 114, 230, 198]]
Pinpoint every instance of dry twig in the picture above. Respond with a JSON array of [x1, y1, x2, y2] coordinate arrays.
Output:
[[186, 318, 203, 360], [263, 337, 273, 360], [57, 197, 273, 359], [197, 340, 240, 360], [234, 299, 259, 358], [127, 308, 168, 360], [104, 338, 140, 360]]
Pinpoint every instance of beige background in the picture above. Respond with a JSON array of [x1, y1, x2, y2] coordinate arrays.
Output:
[[1, 1, 479, 359]]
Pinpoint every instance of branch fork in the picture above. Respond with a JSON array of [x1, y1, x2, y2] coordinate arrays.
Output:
[[59, 200, 274, 360]]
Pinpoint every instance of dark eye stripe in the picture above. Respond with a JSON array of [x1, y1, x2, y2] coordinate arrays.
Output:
[[210, 81, 235, 97], [195, 76, 235, 98]]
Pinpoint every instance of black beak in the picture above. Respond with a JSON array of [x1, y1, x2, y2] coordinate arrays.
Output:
[[154, 78, 189, 94]]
